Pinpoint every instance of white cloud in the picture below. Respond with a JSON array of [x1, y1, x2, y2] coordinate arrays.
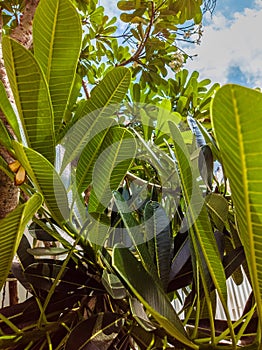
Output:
[[184, 4, 262, 87]]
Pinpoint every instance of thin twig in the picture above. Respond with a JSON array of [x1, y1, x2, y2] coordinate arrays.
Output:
[[82, 79, 90, 99], [126, 171, 178, 195]]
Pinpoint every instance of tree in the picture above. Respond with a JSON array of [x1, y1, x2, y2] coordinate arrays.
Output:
[[0, 0, 261, 349]]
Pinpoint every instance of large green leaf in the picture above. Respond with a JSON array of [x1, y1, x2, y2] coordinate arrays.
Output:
[[82, 213, 110, 249], [112, 245, 197, 349], [211, 84, 262, 321], [13, 141, 69, 225], [33, 0, 82, 135], [81, 127, 137, 213], [0, 193, 42, 290], [168, 122, 229, 317], [75, 123, 116, 196], [112, 190, 160, 280], [0, 80, 21, 142], [74, 67, 132, 122], [59, 67, 131, 172], [2, 37, 55, 163]]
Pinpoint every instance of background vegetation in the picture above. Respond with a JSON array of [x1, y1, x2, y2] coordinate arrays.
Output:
[[0, 0, 261, 349]]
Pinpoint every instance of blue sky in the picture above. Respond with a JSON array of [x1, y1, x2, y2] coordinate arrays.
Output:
[[185, 0, 262, 87], [214, 0, 258, 18], [100, 1, 262, 88]]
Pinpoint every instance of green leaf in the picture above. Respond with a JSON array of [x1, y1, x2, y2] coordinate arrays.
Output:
[[83, 127, 137, 213], [211, 84, 262, 322], [112, 245, 197, 349], [102, 270, 127, 300], [169, 0, 202, 24], [74, 67, 131, 123], [75, 123, 116, 196], [130, 325, 164, 349], [117, 1, 136, 11], [156, 99, 181, 136], [83, 213, 110, 250], [205, 193, 228, 231], [0, 119, 12, 149], [130, 297, 156, 331], [168, 121, 229, 316], [112, 191, 159, 279], [27, 247, 68, 256], [13, 141, 69, 225], [2, 37, 55, 163], [60, 67, 131, 172], [0, 80, 21, 142], [33, 0, 82, 135], [0, 193, 42, 290]]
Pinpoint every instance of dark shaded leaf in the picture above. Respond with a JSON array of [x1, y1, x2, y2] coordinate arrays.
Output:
[[0, 294, 80, 332], [24, 262, 103, 294], [168, 260, 193, 292], [130, 325, 164, 349], [223, 246, 245, 279], [169, 236, 191, 283], [65, 312, 124, 350], [198, 145, 213, 191], [28, 219, 57, 241], [144, 201, 172, 290], [17, 235, 35, 269]]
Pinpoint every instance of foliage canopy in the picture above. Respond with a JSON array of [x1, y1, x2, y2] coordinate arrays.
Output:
[[0, 0, 261, 349]]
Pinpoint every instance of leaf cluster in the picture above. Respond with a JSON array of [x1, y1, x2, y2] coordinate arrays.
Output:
[[0, 0, 261, 349]]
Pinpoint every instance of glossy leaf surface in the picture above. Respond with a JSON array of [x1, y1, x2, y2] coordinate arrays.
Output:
[[33, 0, 82, 135], [2, 37, 55, 163], [60, 67, 131, 171], [212, 84, 262, 321], [0, 193, 42, 290], [112, 245, 197, 349], [13, 141, 69, 225]]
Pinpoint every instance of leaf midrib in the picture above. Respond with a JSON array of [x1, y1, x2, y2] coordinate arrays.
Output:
[[232, 87, 258, 299]]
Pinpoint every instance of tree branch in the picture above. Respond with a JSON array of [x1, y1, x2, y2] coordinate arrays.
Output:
[[10, 0, 40, 49], [82, 79, 90, 99], [126, 171, 178, 195], [117, 1, 155, 67]]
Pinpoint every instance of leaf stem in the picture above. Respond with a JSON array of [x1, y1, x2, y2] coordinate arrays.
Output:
[[37, 236, 80, 327], [0, 312, 22, 334]]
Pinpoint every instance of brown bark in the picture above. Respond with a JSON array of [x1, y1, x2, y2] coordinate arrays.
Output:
[[11, 0, 40, 49], [0, 170, 19, 219]]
